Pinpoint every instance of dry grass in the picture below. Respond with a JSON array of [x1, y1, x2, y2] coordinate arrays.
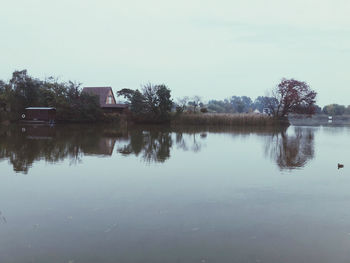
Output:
[[172, 113, 284, 126]]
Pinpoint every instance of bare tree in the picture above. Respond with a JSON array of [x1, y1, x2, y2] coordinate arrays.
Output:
[[176, 96, 189, 112], [189, 95, 201, 112]]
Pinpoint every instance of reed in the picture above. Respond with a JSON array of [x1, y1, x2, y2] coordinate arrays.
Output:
[[172, 113, 285, 127]]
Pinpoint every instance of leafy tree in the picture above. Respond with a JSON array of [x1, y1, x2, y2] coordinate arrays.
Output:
[[117, 84, 173, 122], [0, 80, 7, 111], [322, 104, 346, 116], [240, 96, 253, 112], [207, 96, 254, 113], [157, 85, 172, 119], [228, 96, 252, 113], [313, 104, 322, 114], [142, 83, 159, 114], [207, 100, 227, 113], [8, 70, 42, 113], [75, 92, 102, 121], [268, 78, 317, 118], [253, 96, 275, 112], [130, 90, 146, 114], [207, 99, 235, 113], [229, 96, 243, 113], [117, 88, 136, 101]]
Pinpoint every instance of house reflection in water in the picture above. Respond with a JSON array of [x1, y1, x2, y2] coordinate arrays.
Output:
[[84, 137, 117, 156]]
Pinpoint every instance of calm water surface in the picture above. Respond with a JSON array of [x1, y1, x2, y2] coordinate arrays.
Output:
[[0, 124, 349, 263]]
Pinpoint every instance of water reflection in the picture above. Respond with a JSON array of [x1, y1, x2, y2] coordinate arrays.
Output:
[[0, 124, 315, 173], [265, 127, 315, 170], [0, 125, 126, 173], [117, 128, 173, 163], [0, 211, 6, 224], [175, 132, 204, 152]]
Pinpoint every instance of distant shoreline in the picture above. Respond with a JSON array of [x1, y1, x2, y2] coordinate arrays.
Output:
[[289, 114, 350, 126], [3, 113, 350, 127], [171, 113, 290, 127]]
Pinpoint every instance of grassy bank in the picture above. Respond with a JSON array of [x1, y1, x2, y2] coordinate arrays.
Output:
[[172, 113, 287, 127]]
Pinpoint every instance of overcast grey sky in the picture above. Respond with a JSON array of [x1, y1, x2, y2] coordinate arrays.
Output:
[[1, 0, 349, 106]]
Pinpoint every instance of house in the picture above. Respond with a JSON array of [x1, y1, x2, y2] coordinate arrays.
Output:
[[23, 107, 56, 123], [82, 87, 128, 113]]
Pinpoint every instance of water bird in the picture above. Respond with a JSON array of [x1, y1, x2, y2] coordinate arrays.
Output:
[[338, 163, 344, 169]]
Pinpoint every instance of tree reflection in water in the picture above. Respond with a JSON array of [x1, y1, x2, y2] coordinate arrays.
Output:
[[0, 125, 127, 174], [0, 125, 205, 173], [116, 127, 206, 162], [175, 132, 205, 153], [117, 129, 173, 163], [0, 125, 315, 173], [265, 127, 315, 170]]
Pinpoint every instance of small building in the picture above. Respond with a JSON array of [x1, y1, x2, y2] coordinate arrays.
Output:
[[263, 108, 271, 116], [23, 107, 56, 123], [82, 87, 128, 113]]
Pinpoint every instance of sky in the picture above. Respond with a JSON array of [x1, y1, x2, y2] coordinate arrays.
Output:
[[0, 0, 349, 106]]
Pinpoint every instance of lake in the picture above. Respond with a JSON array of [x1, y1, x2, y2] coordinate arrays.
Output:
[[0, 124, 349, 263]]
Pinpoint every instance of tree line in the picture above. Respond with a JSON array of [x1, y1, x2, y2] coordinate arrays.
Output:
[[321, 104, 350, 116], [202, 100, 349, 116], [1, 70, 323, 124], [176, 79, 318, 118], [121, 78, 318, 120], [0, 70, 103, 122]]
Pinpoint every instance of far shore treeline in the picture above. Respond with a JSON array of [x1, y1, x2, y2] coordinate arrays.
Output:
[[2, 69, 345, 126], [0, 70, 103, 123]]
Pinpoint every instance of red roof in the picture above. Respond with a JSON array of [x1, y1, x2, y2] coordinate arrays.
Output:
[[82, 87, 128, 109]]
